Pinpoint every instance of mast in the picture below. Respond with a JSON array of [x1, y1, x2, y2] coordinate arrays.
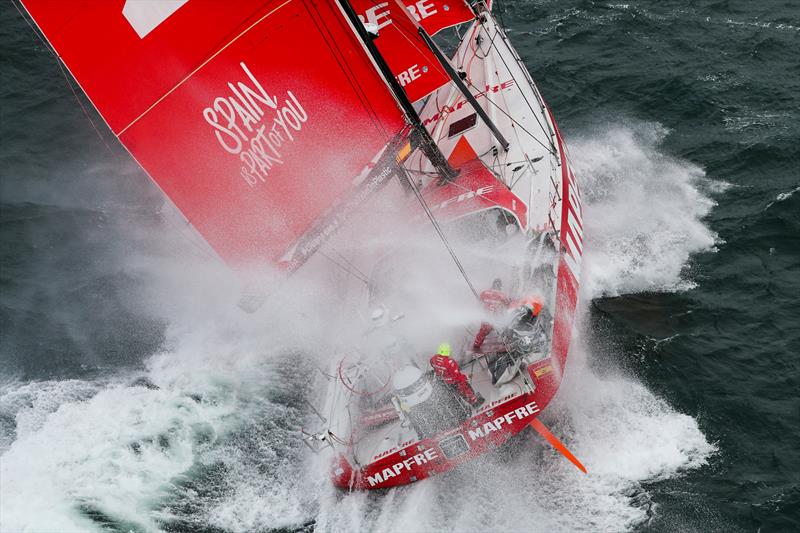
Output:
[[337, 0, 458, 181]]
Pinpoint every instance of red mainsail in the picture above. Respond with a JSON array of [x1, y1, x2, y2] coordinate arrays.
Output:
[[21, 0, 408, 269]]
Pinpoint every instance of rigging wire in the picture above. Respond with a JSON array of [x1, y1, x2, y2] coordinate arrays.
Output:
[[334, 251, 371, 284], [447, 6, 558, 155], [483, 17, 558, 153], [320, 251, 369, 285], [416, 12, 557, 158], [398, 168, 480, 300]]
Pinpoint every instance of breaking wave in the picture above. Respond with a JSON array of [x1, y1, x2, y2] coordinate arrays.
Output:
[[0, 121, 720, 532], [572, 121, 721, 298]]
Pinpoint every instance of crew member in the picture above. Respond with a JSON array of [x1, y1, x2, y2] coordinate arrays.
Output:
[[473, 278, 511, 351], [430, 343, 484, 407], [511, 296, 544, 327]]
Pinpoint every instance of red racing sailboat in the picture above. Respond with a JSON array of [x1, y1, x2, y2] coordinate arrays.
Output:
[[19, 0, 584, 490]]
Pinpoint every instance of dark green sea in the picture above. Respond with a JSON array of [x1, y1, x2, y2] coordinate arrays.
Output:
[[1, 1, 798, 532]]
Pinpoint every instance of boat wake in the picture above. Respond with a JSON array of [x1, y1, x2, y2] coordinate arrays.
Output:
[[1, 121, 720, 532]]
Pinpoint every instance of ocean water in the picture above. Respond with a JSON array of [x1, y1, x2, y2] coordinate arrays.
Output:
[[1, 1, 798, 532]]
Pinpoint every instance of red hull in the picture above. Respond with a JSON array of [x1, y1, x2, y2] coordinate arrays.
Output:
[[333, 120, 582, 490]]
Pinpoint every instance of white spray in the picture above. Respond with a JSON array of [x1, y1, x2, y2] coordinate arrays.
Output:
[[1, 121, 722, 532]]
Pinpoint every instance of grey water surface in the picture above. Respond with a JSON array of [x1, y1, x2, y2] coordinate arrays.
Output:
[[1, 1, 798, 532]]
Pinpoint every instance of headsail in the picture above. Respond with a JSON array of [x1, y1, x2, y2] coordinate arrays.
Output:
[[351, 0, 474, 102], [21, 0, 408, 270], [397, 0, 475, 34]]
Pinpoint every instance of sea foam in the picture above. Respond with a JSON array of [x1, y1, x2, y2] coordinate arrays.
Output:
[[0, 121, 721, 532]]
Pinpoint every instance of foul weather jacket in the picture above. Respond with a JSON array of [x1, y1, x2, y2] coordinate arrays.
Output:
[[473, 288, 511, 351], [430, 354, 478, 404]]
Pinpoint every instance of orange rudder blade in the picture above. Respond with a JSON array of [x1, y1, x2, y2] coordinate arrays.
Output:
[[530, 419, 587, 474]]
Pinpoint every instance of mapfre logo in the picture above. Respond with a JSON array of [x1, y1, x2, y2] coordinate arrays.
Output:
[[122, 0, 189, 38]]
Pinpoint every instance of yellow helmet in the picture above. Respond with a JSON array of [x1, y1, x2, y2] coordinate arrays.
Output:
[[437, 342, 452, 357]]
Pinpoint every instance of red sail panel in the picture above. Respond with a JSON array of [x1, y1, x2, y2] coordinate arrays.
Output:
[[352, 0, 459, 102], [415, 136, 528, 228], [405, 0, 475, 34], [369, 0, 475, 35], [21, 0, 407, 267]]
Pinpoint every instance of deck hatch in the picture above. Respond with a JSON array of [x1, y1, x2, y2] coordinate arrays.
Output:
[[439, 434, 469, 459], [447, 113, 478, 138]]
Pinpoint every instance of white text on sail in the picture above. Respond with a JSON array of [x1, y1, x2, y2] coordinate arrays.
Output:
[[202, 62, 308, 187]]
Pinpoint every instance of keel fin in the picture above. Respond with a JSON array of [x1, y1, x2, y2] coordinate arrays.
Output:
[[530, 419, 587, 474]]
